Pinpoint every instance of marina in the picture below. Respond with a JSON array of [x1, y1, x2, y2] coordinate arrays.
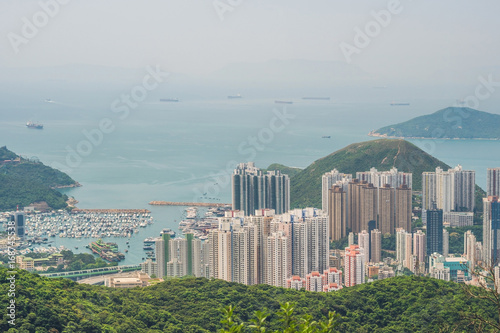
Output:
[[23, 210, 154, 239], [177, 206, 224, 240]]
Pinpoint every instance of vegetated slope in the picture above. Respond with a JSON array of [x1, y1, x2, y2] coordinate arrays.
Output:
[[0, 268, 496, 332], [371, 107, 500, 139], [265, 163, 302, 178], [289, 139, 449, 209], [0, 146, 77, 211]]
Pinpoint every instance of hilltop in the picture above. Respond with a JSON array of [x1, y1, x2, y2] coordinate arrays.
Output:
[[268, 139, 450, 209], [370, 107, 500, 139], [0, 268, 496, 332], [0, 146, 79, 211]]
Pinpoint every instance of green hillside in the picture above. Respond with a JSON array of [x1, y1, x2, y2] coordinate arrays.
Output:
[[371, 107, 500, 139], [265, 163, 302, 178], [0, 268, 496, 332], [0, 146, 78, 211], [287, 139, 449, 209]]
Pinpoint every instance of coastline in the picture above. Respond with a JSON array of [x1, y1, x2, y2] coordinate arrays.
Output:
[[368, 132, 500, 141], [53, 182, 82, 189]]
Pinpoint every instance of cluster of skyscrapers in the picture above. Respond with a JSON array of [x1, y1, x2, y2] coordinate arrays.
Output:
[[422, 165, 475, 213], [325, 167, 412, 240], [145, 208, 332, 291], [232, 162, 290, 215], [140, 163, 500, 290]]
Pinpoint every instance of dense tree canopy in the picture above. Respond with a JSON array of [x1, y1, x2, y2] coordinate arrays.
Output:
[[0, 268, 497, 332]]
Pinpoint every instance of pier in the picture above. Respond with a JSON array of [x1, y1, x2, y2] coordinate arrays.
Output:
[[149, 201, 231, 207]]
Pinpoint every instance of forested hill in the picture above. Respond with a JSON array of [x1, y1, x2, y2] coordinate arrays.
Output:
[[0, 268, 496, 332], [0, 146, 78, 211], [267, 139, 450, 209], [370, 107, 500, 139]]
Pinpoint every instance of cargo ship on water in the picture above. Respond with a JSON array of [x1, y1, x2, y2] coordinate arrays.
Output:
[[160, 98, 179, 102], [26, 121, 43, 129], [275, 100, 293, 104], [228, 94, 242, 99], [88, 239, 125, 262], [302, 97, 330, 100]]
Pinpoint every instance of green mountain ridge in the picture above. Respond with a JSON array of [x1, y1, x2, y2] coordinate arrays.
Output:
[[0, 146, 78, 211], [268, 139, 451, 209], [0, 268, 496, 332], [370, 107, 500, 139]]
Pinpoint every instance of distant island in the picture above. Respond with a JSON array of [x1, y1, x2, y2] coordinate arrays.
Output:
[[0, 146, 80, 211], [369, 107, 500, 139]]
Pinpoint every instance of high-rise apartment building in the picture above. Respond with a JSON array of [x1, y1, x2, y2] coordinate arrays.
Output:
[[395, 185, 412, 232], [396, 228, 413, 270], [443, 229, 449, 258], [328, 185, 348, 241], [378, 184, 395, 234], [483, 196, 500, 265], [344, 245, 365, 287], [422, 166, 475, 212], [348, 179, 363, 234], [266, 231, 291, 287], [232, 162, 290, 215], [413, 230, 426, 265], [426, 209, 444, 255], [322, 169, 352, 213], [155, 234, 170, 278], [464, 230, 477, 269], [371, 229, 382, 263], [11, 212, 26, 240], [488, 168, 500, 197], [358, 230, 370, 263], [356, 167, 412, 189]]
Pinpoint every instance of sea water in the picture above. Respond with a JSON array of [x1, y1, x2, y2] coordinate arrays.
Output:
[[1, 95, 499, 265]]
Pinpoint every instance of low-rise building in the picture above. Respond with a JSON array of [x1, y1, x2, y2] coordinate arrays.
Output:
[[105, 271, 150, 288]]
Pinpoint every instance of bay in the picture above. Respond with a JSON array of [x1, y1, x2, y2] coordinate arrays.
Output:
[[1, 95, 499, 265]]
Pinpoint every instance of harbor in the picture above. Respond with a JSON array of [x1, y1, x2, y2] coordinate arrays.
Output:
[[25, 210, 154, 239], [0, 205, 188, 266], [176, 206, 227, 240]]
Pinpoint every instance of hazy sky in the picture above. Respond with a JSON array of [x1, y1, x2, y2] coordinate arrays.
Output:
[[1, 0, 499, 80]]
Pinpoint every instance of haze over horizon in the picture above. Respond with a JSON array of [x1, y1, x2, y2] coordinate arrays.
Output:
[[0, 0, 499, 84]]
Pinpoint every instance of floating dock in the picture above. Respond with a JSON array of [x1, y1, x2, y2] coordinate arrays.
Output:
[[149, 201, 231, 207]]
